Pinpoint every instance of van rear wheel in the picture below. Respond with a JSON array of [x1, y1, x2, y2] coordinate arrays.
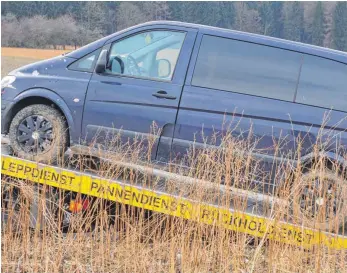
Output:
[[8, 104, 68, 164], [293, 168, 346, 231]]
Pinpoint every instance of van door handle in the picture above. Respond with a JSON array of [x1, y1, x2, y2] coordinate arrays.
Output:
[[152, 91, 176, 100]]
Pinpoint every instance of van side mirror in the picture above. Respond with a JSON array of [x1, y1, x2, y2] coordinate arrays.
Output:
[[157, 59, 171, 78], [95, 49, 108, 74], [108, 56, 125, 74]]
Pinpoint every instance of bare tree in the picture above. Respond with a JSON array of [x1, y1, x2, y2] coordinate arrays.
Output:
[[1, 14, 93, 49], [75, 24, 103, 47], [323, 2, 337, 48], [116, 2, 147, 31], [47, 15, 79, 49], [19, 15, 52, 48], [1, 13, 22, 47], [142, 1, 170, 21], [234, 2, 262, 34]]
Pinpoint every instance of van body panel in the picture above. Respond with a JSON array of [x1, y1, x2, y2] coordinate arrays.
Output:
[[172, 85, 347, 160], [80, 25, 198, 159], [171, 30, 347, 187]]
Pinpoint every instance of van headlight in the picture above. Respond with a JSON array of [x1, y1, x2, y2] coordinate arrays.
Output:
[[1, 76, 16, 89]]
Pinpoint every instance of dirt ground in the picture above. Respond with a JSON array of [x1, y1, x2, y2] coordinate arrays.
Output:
[[1, 47, 71, 76]]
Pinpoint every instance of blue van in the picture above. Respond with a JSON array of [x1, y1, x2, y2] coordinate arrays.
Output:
[[1, 21, 346, 228]]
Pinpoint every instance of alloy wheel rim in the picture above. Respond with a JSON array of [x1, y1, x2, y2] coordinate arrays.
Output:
[[16, 115, 54, 154]]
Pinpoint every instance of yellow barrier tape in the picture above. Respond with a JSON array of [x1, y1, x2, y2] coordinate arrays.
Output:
[[1, 155, 346, 250]]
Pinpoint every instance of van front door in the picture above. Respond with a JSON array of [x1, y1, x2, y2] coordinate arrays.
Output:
[[81, 26, 197, 160]]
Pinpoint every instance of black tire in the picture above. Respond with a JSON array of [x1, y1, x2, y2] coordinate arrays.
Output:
[[292, 168, 346, 231], [9, 104, 68, 164]]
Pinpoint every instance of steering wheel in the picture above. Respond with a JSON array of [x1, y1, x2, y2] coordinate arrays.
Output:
[[126, 55, 141, 76]]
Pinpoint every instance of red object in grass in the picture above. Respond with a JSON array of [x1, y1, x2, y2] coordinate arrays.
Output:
[[69, 199, 89, 213]]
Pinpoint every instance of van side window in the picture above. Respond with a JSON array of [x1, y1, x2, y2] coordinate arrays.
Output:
[[106, 30, 186, 81], [68, 49, 101, 72], [192, 35, 302, 101], [296, 56, 347, 112]]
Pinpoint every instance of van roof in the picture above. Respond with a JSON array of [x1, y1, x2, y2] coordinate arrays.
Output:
[[140, 21, 347, 64], [66, 20, 347, 64]]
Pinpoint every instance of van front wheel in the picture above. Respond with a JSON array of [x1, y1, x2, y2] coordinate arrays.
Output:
[[8, 104, 68, 164]]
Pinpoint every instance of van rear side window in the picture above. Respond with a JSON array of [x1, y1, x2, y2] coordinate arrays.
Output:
[[192, 35, 302, 101], [296, 55, 347, 112]]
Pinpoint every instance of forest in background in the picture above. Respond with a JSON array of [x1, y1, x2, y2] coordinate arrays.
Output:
[[1, 1, 347, 52]]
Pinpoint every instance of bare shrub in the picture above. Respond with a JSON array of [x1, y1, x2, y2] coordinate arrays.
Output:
[[1, 14, 101, 49]]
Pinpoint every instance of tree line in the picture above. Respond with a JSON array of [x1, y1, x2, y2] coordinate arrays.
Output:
[[1, 1, 347, 52]]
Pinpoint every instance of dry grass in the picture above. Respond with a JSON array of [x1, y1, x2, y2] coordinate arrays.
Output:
[[2, 124, 347, 272], [1, 47, 71, 76], [2, 47, 71, 60]]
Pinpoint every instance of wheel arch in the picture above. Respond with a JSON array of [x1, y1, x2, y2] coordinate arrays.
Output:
[[301, 151, 347, 175], [4, 88, 75, 146]]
